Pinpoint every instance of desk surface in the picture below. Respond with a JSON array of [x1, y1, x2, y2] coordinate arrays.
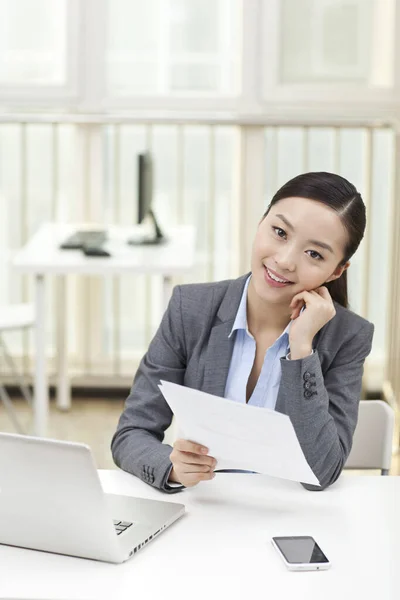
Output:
[[0, 471, 398, 600], [12, 223, 196, 275]]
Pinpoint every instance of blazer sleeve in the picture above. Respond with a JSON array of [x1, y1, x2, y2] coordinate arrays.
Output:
[[111, 286, 186, 493], [278, 320, 374, 490]]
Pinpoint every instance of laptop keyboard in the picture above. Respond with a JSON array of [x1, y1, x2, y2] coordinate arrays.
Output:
[[60, 230, 107, 250], [113, 519, 134, 535]]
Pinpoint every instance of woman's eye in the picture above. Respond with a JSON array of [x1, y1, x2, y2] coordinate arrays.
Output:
[[272, 226, 286, 239], [307, 250, 323, 260]]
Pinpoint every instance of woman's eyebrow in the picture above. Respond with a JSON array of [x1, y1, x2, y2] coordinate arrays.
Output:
[[275, 213, 334, 254]]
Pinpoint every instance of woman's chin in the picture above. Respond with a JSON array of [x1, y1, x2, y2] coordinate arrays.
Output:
[[254, 279, 294, 304]]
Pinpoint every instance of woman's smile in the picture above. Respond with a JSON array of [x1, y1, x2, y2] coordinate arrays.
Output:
[[263, 265, 295, 288]]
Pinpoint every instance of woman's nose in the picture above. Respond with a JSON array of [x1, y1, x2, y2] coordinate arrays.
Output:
[[274, 248, 296, 273]]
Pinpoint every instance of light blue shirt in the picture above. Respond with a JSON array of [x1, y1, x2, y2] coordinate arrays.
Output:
[[224, 276, 291, 409]]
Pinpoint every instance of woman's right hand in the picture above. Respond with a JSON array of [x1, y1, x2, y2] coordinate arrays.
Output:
[[169, 439, 217, 487]]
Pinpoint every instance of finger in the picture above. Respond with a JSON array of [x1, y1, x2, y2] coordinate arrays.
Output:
[[197, 471, 216, 481], [179, 463, 214, 474], [310, 288, 333, 309], [289, 290, 319, 308], [184, 472, 215, 485], [180, 452, 217, 467], [290, 306, 302, 320], [174, 439, 209, 455], [290, 299, 302, 308], [289, 295, 303, 307], [316, 286, 332, 300], [170, 449, 217, 467], [289, 290, 313, 308]]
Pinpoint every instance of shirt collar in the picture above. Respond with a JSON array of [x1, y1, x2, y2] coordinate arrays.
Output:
[[228, 275, 301, 341]]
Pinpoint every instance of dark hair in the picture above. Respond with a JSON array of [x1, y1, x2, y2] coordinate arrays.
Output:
[[263, 172, 366, 308]]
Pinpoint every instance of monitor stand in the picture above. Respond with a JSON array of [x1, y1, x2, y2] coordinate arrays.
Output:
[[127, 210, 166, 246]]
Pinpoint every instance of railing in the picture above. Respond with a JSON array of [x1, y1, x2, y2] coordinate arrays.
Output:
[[0, 115, 398, 418]]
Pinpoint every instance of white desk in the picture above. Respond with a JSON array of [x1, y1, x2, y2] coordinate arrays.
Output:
[[0, 472, 398, 600], [12, 223, 196, 436]]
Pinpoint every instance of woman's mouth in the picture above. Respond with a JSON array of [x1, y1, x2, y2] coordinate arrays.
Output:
[[263, 265, 294, 288]]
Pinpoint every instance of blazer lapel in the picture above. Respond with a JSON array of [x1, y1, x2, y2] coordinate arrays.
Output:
[[201, 273, 250, 398], [202, 321, 235, 397]]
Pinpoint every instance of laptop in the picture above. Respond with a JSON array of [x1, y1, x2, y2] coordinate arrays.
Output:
[[0, 433, 185, 563], [59, 230, 107, 250]]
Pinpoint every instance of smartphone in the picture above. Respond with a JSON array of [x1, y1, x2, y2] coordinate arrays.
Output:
[[271, 536, 331, 571]]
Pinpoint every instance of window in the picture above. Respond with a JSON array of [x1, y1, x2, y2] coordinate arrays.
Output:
[[106, 0, 241, 97], [0, 0, 71, 88], [278, 0, 395, 87]]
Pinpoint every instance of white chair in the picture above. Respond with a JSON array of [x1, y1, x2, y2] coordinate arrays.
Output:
[[345, 400, 395, 475], [0, 303, 35, 433]]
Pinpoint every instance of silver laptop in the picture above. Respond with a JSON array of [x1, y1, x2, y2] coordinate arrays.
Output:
[[0, 433, 185, 563]]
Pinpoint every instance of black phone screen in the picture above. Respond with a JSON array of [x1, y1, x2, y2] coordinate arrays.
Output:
[[273, 536, 329, 564]]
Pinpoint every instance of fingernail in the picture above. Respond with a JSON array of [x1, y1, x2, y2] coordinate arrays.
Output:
[[201, 447, 208, 454]]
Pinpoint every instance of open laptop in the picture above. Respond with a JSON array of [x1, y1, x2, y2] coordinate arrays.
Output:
[[0, 433, 185, 563]]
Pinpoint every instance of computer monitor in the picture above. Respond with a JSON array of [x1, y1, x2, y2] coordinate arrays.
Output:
[[128, 152, 166, 245]]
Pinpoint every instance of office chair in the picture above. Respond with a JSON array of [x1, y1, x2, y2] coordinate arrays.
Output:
[[0, 303, 34, 433], [345, 400, 395, 475]]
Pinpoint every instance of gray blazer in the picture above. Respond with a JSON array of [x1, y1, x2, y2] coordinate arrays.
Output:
[[111, 274, 374, 492]]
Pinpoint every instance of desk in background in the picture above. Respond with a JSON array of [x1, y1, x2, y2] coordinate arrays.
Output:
[[0, 472, 398, 600], [12, 223, 196, 436]]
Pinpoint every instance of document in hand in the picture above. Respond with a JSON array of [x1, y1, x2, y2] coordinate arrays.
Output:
[[159, 380, 320, 486]]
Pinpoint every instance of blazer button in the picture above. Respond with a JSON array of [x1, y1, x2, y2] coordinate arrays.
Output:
[[304, 390, 312, 398], [304, 381, 311, 390], [303, 372, 312, 381]]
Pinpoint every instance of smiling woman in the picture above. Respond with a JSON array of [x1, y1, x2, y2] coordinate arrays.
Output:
[[111, 171, 374, 494]]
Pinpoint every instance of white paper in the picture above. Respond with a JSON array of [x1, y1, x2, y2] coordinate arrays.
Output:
[[159, 380, 320, 486]]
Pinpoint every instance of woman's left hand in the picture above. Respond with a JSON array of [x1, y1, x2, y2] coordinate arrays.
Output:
[[288, 286, 336, 357]]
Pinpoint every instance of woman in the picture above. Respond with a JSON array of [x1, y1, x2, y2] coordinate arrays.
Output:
[[111, 172, 374, 492]]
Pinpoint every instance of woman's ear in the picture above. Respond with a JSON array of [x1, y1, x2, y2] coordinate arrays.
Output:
[[325, 260, 350, 283]]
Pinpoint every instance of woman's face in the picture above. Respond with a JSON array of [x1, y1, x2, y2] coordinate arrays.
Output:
[[250, 196, 350, 306]]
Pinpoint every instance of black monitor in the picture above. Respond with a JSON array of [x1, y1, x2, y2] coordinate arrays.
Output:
[[128, 152, 166, 245]]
